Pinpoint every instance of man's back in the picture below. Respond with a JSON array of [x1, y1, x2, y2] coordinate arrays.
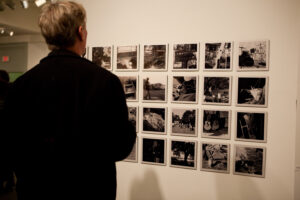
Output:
[[3, 49, 136, 200]]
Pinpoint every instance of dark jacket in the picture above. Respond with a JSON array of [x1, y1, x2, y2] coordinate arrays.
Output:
[[2, 49, 136, 200]]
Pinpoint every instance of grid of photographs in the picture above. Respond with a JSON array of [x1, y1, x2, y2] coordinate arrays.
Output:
[[88, 40, 269, 178]]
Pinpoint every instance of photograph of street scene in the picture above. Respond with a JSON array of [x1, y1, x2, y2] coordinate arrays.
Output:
[[237, 77, 267, 107], [202, 110, 230, 139], [144, 45, 167, 70], [119, 76, 138, 101], [92, 46, 112, 70], [205, 42, 232, 70], [201, 143, 229, 173], [234, 145, 265, 177], [236, 112, 266, 142], [172, 76, 197, 103], [238, 40, 269, 70], [173, 44, 198, 70], [143, 75, 166, 102], [143, 107, 166, 134], [171, 108, 196, 136], [142, 138, 165, 165], [203, 77, 231, 105], [117, 45, 138, 70], [128, 106, 138, 132], [170, 140, 196, 169]]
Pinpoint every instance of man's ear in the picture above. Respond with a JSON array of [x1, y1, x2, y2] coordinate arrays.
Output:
[[77, 26, 84, 41]]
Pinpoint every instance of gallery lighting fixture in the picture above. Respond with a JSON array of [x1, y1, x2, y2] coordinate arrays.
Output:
[[0, 27, 14, 37], [34, 0, 46, 7], [9, 30, 14, 36], [20, 0, 29, 9]]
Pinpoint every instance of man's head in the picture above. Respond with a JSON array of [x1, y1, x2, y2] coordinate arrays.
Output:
[[38, 1, 87, 56]]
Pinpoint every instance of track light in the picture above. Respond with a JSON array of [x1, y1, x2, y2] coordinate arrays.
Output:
[[0, 28, 4, 34], [20, 0, 29, 9], [35, 0, 46, 7], [9, 30, 14, 36]]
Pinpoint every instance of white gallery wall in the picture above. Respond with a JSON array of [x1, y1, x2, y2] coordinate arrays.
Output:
[[82, 0, 300, 199]]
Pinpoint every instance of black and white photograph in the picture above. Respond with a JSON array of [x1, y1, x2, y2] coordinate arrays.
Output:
[[91, 46, 112, 70], [143, 44, 167, 71], [142, 137, 166, 165], [238, 40, 269, 71], [118, 76, 138, 101], [124, 138, 138, 163], [128, 106, 138, 132], [236, 111, 267, 142], [237, 77, 268, 107], [142, 107, 166, 134], [173, 43, 198, 70], [234, 145, 266, 177], [172, 76, 197, 103], [142, 75, 167, 102], [171, 108, 197, 137], [116, 45, 138, 71], [203, 76, 231, 105], [201, 142, 229, 173], [170, 140, 197, 169], [202, 110, 230, 139], [205, 42, 232, 70]]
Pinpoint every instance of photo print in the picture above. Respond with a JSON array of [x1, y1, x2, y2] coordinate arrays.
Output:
[[238, 40, 269, 71], [205, 42, 232, 70], [202, 110, 230, 139], [173, 43, 198, 70], [201, 143, 229, 173], [236, 111, 267, 142], [143, 107, 166, 134], [142, 75, 167, 102], [142, 137, 166, 165], [203, 76, 231, 105], [171, 108, 197, 136], [237, 77, 268, 107], [91, 46, 112, 70], [118, 76, 138, 101], [143, 44, 167, 71], [124, 138, 138, 163], [116, 45, 138, 70], [170, 140, 197, 169], [128, 106, 138, 132], [234, 145, 266, 177], [172, 76, 197, 103]]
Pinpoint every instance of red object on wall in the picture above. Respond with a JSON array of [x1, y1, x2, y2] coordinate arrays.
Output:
[[2, 56, 9, 62]]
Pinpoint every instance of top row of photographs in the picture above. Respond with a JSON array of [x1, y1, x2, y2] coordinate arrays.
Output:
[[87, 40, 269, 72]]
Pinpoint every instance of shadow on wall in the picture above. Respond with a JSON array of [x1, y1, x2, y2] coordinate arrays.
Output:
[[130, 169, 165, 200]]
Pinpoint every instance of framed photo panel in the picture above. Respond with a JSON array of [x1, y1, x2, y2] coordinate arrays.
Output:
[[142, 44, 168, 71], [200, 142, 230, 173], [203, 76, 231, 105], [233, 145, 266, 178], [202, 109, 231, 139], [116, 45, 139, 71], [142, 107, 167, 135], [235, 111, 267, 142], [171, 108, 197, 137], [124, 137, 138, 163], [172, 76, 198, 103], [142, 137, 166, 166], [170, 140, 197, 169], [90, 46, 113, 70], [142, 75, 167, 103], [128, 106, 138, 133], [237, 77, 268, 107], [118, 75, 138, 102], [204, 42, 233, 71], [237, 40, 269, 71], [172, 43, 199, 71]]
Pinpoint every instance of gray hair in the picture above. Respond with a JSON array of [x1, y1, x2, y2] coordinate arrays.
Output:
[[38, 1, 86, 50]]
